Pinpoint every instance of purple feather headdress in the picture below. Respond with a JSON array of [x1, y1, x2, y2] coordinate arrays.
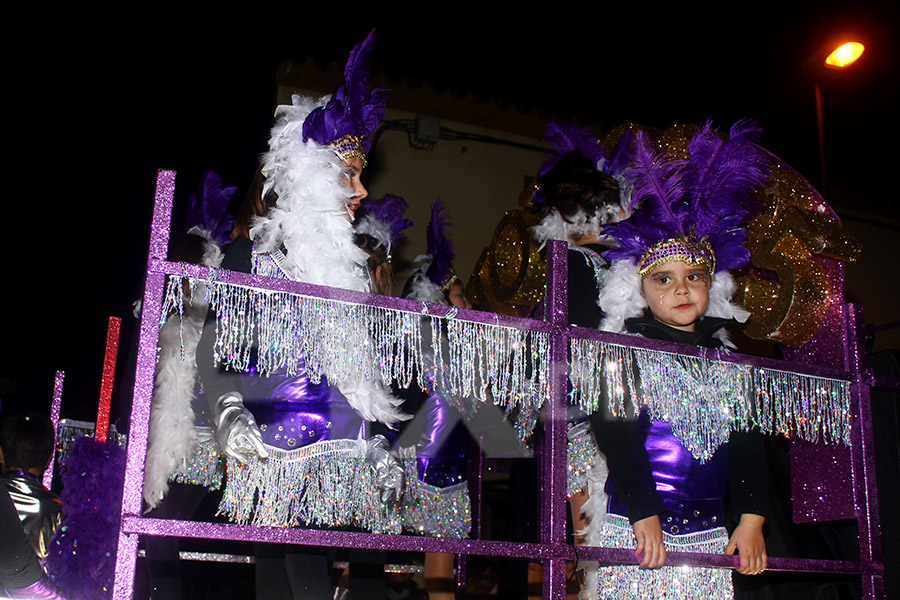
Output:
[[424, 199, 458, 290], [604, 120, 768, 275], [354, 193, 413, 256], [302, 29, 387, 163], [185, 170, 237, 249], [533, 121, 607, 205]]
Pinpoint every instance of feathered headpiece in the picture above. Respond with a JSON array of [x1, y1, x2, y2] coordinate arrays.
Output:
[[604, 120, 766, 276], [353, 193, 413, 256], [405, 199, 458, 303], [302, 29, 387, 166], [531, 121, 628, 245], [598, 121, 768, 337]]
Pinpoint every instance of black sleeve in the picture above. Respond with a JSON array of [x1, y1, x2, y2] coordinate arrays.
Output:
[[728, 430, 771, 520], [590, 409, 667, 523], [567, 249, 604, 329], [196, 237, 254, 409]]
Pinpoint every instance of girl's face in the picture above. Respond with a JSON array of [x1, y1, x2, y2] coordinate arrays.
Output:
[[446, 281, 472, 309], [341, 156, 367, 218], [640, 261, 711, 332]]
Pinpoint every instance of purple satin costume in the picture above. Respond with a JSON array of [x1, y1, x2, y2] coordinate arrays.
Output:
[[240, 361, 364, 452], [606, 410, 730, 535], [413, 394, 469, 488]]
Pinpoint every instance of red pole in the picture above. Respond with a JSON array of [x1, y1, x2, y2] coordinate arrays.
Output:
[[95, 316, 122, 443]]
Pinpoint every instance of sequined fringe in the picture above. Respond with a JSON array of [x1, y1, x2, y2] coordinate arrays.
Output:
[[569, 339, 852, 461], [169, 428, 224, 490], [218, 439, 402, 533], [587, 514, 731, 600], [55, 419, 127, 462], [567, 421, 598, 498], [402, 455, 471, 539], [163, 275, 549, 434]]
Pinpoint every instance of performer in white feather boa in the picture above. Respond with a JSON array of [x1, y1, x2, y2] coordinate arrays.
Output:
[[196, 31, 408, 600]]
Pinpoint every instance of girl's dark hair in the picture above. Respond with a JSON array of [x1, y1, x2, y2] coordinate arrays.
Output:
[[540, 152, 620, 221], [355, 233, 394, 296]]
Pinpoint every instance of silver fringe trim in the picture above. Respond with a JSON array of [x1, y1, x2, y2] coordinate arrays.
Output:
[[584, 514, 732, 600], [55, 419, 127, 461], [402, 457, 471, 539], [567, 421, 598, 498], [169, 428, 224, 490], [569, 338, 852, 462], [162, 274, 549, 434], [218, 439, 403, 533]]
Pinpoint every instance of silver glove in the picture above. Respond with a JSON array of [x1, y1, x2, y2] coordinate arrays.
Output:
[[365, 435, 404, 503], [212, 393, 268, 463]]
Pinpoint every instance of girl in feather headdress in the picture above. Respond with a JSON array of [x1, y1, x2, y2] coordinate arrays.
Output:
[[582, 122, 772, 600], [196, 31, 408, 600]]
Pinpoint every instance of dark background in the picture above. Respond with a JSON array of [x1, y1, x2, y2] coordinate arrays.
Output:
[[2, 3, 896, 423]]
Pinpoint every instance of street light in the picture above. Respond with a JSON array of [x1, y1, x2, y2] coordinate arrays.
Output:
[[811, 39, 866, 191]]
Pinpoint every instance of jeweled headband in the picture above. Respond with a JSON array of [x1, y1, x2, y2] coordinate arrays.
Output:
[[638, 237, 715, 278], [330, 135, 367, 168]]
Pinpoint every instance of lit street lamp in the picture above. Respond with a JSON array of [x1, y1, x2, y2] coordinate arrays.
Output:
[[811, 39, 866, 191]]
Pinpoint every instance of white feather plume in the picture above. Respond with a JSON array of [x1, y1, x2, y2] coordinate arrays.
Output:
[[143, 294, 208, 509], [405, 256, 444, 303], [332, 377, 411, 427]]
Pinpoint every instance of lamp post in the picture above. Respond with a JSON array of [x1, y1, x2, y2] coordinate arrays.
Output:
[[812, 40, 865, 191]]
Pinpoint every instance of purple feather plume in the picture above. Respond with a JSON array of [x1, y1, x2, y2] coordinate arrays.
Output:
[[425, 199, 456, 288], [185, 170, 237, 248], [355, 193, 413, 252], [45, 436, 126, 600], [302, 29, 387, 151]]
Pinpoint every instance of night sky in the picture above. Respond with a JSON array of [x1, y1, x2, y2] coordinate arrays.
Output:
[[3, 4, 896, 423]]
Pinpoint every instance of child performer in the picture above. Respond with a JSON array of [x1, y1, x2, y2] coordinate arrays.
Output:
[[196, 31, 407, 600], [585, 122, 772, 600]]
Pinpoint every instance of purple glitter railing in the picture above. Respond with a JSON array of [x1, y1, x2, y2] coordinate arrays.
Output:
[[43, 370, 65, 491], [111, 170, 885, 599]]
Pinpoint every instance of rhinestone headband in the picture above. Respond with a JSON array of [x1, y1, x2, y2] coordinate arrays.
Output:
[[638, 237, 716, 277], [330, 135, 367, 168]]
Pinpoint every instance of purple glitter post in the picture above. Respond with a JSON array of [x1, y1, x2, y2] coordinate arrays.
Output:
[[44, 370, 65, 490], [845, 304, 885, 599], [542, 240, 569, 600], [112, 170, 175, 600]]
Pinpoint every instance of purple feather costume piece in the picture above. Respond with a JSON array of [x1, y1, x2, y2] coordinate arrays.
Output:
[[604, 121, 768, 274], [354, 193, 413, 255], [424, 199, 457, 291], [45, 437, 126, 600], [301, 29, 387, 155]]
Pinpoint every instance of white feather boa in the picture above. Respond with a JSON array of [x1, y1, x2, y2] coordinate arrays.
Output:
[[252, 94, 368, 292], [251, 94, 407, 427], [143, 289, 210, 509]]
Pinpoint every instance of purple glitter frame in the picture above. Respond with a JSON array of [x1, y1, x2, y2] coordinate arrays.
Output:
[[111, 170, 885, 599]]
